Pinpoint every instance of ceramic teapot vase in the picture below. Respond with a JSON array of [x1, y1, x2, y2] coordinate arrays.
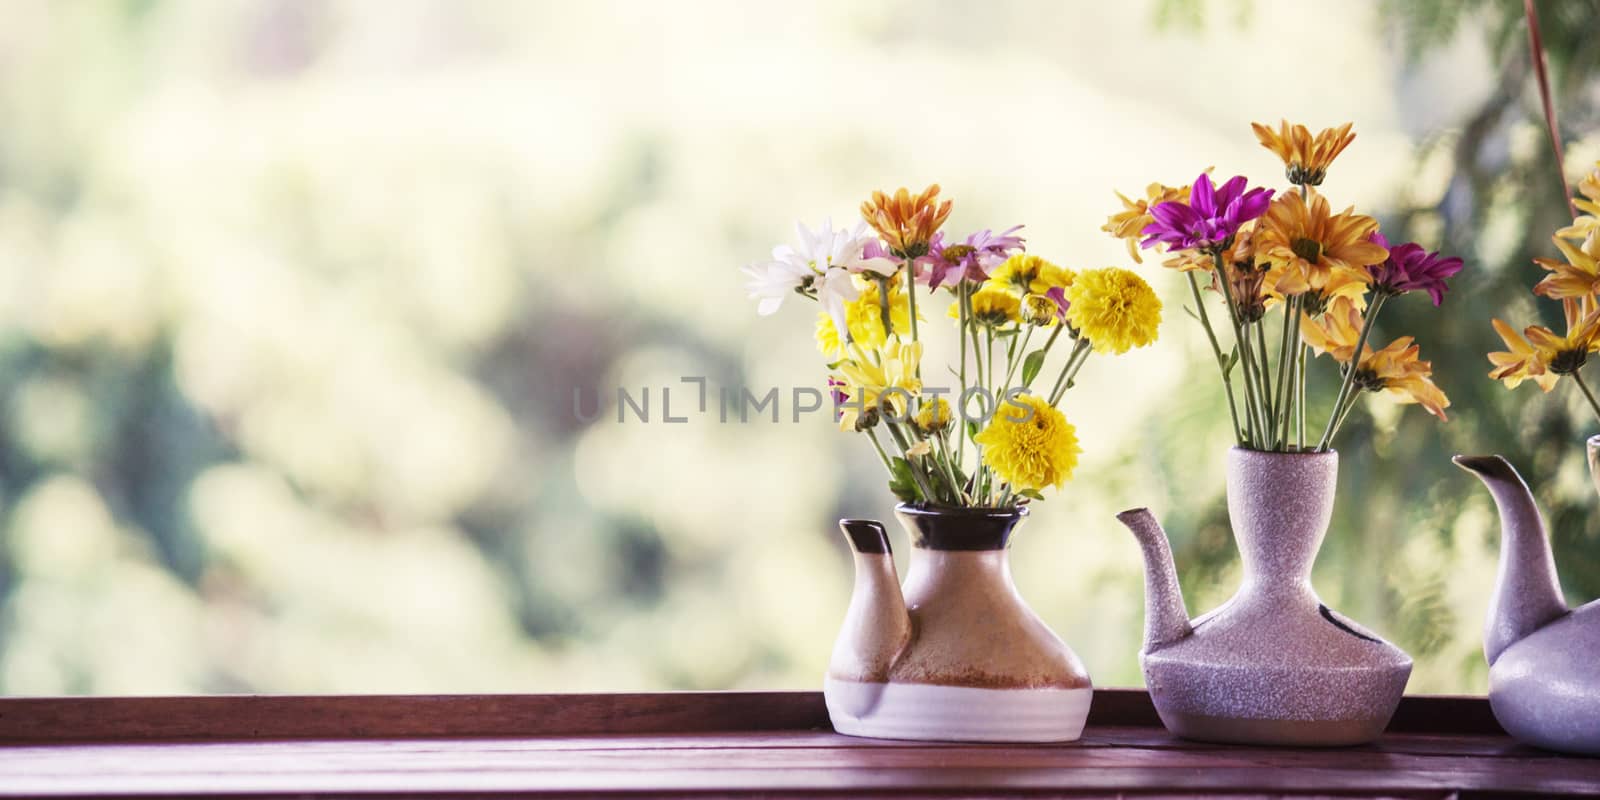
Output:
[[1455, 442, 1600, 756], [1116, 447, 1412, 746], [824, 504, 1092, 743]]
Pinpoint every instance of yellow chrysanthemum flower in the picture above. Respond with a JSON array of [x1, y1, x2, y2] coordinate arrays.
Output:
[[1063, 267, 1162, 354], [815, 277, 914, 358], [860, 185, 953, 258], [1251, 120, 1356, 186], [1103, 179, 1196, 263], [986, 254, 1074, 296], [1352, 337, 1450, 420], [835, 338, 923, 432], [950, 284, 1023, 327], [1256, 191, 1386, 297], [974, 394, 1081, 491], [913, 396, 953, 435]]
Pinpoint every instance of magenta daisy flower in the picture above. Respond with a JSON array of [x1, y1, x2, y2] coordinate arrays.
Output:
[[1140, 173, 1273, 253], [1366, 233, 1464, 306]]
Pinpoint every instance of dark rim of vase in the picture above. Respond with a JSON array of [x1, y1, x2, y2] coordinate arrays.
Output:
[[895, 503, 1026, 551]]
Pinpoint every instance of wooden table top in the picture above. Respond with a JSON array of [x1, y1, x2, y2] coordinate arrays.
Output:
[[1, 689, 1597, 798]]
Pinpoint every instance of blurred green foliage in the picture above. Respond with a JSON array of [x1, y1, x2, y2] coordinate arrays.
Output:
[[0, 0, 1597, 695]]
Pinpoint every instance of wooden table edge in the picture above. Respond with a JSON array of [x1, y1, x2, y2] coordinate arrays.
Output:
[[0, 688, 1505, 743]]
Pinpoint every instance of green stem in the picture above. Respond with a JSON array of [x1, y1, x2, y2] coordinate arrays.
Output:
[[1275, 297, 1302, 448], [876, 276, 894, 338], [1049, 338, 1093, 406], [934, 429, 969, 505], [957, 281, 969, 462], [1572, 369, 1600, 426], [983, 328, 997, 504], [865, 428, 895, 477], [884, 421, 936, 502], [1214, 251, 1267, 447], [1186, 271, 1245, 444], [1000, 325, 1035, 392], [904, 258, 921, 372], [1318, 294, 1386, 451], [1326, 385, 1365, 444], [1297, 344, 1308, 449], [1258, 318, 1277, 422]]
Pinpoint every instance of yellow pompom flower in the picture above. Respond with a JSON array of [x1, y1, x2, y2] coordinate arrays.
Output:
[[986, 254, 1074, 296], [974, 394, 1081, 491], [950, 284, 1022, 327], [1064, 267, 1162, 354], [815, 276, 914, 358], [913, 396, 953, 435]]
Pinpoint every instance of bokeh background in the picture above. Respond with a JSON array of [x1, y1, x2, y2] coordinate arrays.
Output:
[[1, 0, 1598, 695]]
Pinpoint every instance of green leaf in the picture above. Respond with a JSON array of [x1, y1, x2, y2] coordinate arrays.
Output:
[[965, 420, 980, 443], [995, 327, 1020, 338], [1223, 346, 1239, 375], [1017, 488, 1045, 501], [1184, 304, 1200, 322], [1021, 349, 1046, 387], [888, 457, 922, 502]]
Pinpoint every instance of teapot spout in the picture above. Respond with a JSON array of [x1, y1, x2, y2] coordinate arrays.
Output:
[[1453, 455, 1567, 665], [1116, 508, 1193, 651], [828, 519, 911, 684]]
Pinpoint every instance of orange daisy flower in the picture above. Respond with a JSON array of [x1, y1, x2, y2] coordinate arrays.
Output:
[[1352, 337, 1450, 420], [861, 185, 953, 259], [1256, 191, 1387, 297], [1104, 179, 1194, 263], [1300, 296, 1364, 363], [1532, 233, 1600, 301], [1251, 120, 1356, 186], [1487, 319, 1561, 392]]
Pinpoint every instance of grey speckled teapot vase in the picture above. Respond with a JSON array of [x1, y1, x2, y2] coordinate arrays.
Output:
[[1455, 441, 1600, 756], [1117, 448, 1412, 746]]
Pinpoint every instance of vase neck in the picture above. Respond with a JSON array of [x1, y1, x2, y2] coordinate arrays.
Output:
[[1226, 448, 1338, 586], [902, 549, 1015, 602]]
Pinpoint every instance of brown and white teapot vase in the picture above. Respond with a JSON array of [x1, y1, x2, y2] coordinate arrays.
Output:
[[824, 504, 1092, 742]]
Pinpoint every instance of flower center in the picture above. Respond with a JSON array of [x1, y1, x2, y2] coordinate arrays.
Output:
[[1286, 164, 1327, 187], [1551, 347, 1589, 375], [1352, 367, 1385, 393], [1291, 237, 1323, 264], [940, 244, 974, 263]]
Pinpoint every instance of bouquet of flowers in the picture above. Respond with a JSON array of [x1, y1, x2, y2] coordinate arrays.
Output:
[[1487, 160, 1600, 421], [1105, 121, 1461, 452], [742, 186, 1161, 508]]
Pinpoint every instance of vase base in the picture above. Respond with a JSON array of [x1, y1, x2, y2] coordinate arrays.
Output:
[[1157, 709, 1389, 747], [823, 677, 1091, 743]]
